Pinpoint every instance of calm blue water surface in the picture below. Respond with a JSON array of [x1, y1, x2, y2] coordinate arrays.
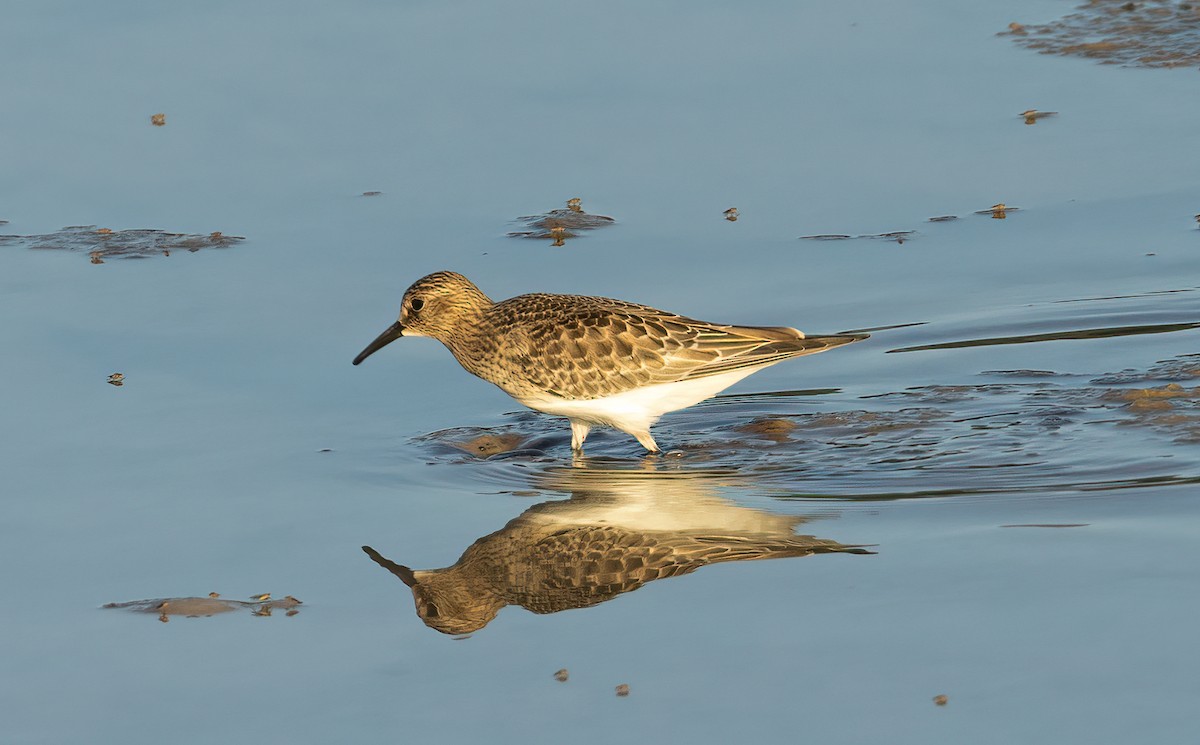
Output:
[[2, 1, 1199, 743]]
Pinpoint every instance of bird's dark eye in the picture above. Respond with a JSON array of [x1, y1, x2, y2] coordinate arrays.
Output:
[[410, 298, 425, 312]]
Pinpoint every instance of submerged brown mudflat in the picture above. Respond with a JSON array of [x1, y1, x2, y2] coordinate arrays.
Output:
[[508, 199, 615, 242], [0, 225, 244, 261], [449, 432, 533, 458], [1004, 1, 1200, 69], [414, 426, 548, 460], [800, 231, 915, 243]]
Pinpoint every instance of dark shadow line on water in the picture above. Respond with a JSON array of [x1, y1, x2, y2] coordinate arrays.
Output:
[[840, 321, 927, 334], [887, 321, 1200, 353], [771, 475, 1200, 502], [1046, 287, 1199, 305], [950, 411, 1024, 423], [707, 388, 841, 402]]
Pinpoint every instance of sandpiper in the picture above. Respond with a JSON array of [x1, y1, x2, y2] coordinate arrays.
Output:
[[352, 271, 867, 453]]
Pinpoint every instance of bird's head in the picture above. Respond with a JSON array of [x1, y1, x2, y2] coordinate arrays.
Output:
[[352, 271, 491, 364], [362, 545, 501, 635]]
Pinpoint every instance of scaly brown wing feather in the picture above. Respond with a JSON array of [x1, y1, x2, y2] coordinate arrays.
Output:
[[496, 524, 874, 614], [485, 293, 866, 400]]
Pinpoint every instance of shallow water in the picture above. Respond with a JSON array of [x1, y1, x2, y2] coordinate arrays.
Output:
[[3, 1, 1200, 743]]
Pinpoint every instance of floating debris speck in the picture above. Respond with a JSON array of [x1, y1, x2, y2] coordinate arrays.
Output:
[[933, 694, 948, 706], [928, 215, 958, 222], [554, 669, 569, 682], [1021, 109, 1058, 125], [151, 113, 166, 126], [362, 191, 382, 197], [724, 207, 739, 222], [615, 684, 630, 697], [107, 373, 124, 386], [975, 203, 1018, 219]]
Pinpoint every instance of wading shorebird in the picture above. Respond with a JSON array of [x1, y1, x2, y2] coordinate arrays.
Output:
[[352, 271, 867, 453]]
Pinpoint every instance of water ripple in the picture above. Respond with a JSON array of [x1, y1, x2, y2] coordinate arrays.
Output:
[[400, 355, 1200, 502]]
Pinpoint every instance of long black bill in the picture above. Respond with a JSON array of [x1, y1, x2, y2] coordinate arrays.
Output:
[[352, 321, 405, 365], [362, 545, 418, 587]]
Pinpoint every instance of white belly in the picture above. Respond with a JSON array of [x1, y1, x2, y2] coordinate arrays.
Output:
[[518, 366, 765, 434]]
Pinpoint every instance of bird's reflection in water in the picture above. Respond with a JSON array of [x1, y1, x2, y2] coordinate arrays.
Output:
[[363, 462, 873, 635]]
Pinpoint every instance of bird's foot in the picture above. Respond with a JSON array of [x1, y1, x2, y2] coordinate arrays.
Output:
[[634, 431, 661, 453], [569, 421, 591, 453]]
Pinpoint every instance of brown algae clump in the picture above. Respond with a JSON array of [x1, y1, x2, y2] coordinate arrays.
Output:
[[104, 594, 302, 622], [1003, 1, 1200, 69], [508, 199, 615, 243], [0, 225, 244, 261], [449, 432, 530, 458]]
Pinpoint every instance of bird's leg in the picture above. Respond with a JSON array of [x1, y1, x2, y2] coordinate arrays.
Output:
[[633, 430, 661, 454], [570, 420, 591, 453]]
